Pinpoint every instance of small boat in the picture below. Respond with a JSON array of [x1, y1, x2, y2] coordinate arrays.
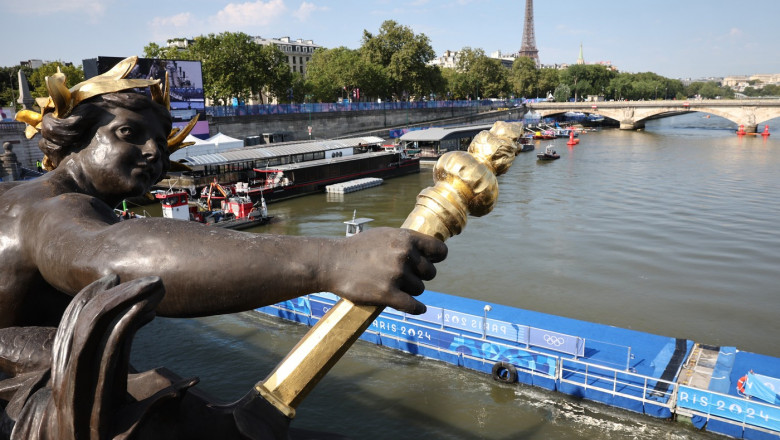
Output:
[[533, 130, 556, 140], [519, 143, 535, 153], [537, 145, 560, 161], [517, 136, 534, 153], [155, 182, 271, 230], [114, 200, 147, 221], [344, 210, 373, 237]]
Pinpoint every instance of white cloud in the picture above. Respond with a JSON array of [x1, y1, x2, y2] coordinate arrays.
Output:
[[150, 12, 197, 29], [210, 0, 288, 28], [295, 2, 328, 21], [728, 28, 742, 37], [148, 12, 203, 42]]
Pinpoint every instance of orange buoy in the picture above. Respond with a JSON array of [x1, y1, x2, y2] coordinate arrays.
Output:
[[737, 374, 748, 395], [566, 130, 579, 146]]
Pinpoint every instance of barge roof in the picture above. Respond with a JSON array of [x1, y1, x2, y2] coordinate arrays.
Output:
[[179, 136, 384, 166]]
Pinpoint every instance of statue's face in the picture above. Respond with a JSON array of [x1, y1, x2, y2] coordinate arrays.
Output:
[[75, 105, 169, 201]]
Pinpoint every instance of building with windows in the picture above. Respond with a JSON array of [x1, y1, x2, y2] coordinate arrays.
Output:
[[429, 50, 460, 69], [723, 74, 780, 92], [19, 59, 73, 69], [251, 36, 320, 76], [166, 36, 320, 76]]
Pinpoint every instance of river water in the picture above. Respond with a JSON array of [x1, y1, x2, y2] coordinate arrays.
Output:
[[131, 113, 779, 439]]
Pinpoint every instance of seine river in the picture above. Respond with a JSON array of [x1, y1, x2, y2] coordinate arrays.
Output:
[[132, 113, 779, 439]]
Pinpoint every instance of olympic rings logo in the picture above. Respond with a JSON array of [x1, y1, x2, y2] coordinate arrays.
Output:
[[543, 334, 565, 346]]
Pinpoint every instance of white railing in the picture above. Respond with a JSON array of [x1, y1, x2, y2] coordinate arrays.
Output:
[[559, 357, 678, 409]]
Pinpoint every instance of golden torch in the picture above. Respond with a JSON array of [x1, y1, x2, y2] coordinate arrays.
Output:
[[254, 121, 523, 418]]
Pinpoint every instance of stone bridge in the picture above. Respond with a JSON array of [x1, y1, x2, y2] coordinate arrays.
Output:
[[526, 99, 780, 133]]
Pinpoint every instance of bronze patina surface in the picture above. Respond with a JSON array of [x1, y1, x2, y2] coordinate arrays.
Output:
[[0, 56, 446, 439]]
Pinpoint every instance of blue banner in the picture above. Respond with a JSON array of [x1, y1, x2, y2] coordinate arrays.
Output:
[[367, 314, 557, 377], [370, 315, 452, 348], [309, 297, 336, 319], [678, 385, 780, 432], [276, 297, 311, 315], [440, 309, 484, 335], [746, 373, 780, 405], [529, 328, 584, 356], [409, 305, 443, 326]]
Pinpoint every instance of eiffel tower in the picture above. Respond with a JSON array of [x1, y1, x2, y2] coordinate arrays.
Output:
[[518, 0, 539, 66]]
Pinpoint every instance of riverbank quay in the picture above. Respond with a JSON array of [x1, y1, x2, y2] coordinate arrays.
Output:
[[206, 99, 520, 142], [257, 290, 780, 439]]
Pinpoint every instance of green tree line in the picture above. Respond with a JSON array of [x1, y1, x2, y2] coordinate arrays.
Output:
[[1, 21, 767, 112]]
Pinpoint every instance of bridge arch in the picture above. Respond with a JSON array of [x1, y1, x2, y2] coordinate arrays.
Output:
[[527, 100, 780, 132]]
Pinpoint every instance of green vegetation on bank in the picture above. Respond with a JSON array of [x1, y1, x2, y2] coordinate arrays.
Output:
[[0, 21, 766, 111]]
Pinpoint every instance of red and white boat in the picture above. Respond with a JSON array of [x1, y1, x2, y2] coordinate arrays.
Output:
[[155, 181, 271, 230]]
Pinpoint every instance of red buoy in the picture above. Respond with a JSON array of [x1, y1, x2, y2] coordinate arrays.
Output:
[[566, 130, 579, 146], [737, 125, 746, 136], [762, 125, 770, 137]]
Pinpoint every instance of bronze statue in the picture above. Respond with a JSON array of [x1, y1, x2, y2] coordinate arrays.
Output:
[[0, 57, 447, 439]]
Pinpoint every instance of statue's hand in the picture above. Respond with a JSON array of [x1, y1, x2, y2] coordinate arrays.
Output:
[[319, 227, 447, 315]]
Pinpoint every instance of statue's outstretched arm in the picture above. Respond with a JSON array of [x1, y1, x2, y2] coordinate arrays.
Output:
[[27, 194, 446, 317]]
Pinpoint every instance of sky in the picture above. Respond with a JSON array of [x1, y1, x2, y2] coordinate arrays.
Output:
[[2, 0, 779, 79]]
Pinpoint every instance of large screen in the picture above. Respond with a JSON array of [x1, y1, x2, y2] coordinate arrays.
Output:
[[82, 56, 209, 138]]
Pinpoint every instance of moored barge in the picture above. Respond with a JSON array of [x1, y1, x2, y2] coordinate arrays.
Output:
[[157, 137, 420, 203]]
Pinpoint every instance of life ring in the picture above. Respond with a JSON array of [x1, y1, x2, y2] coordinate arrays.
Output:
[[491, 361, 518, 383], [737, 375, 748, 395]]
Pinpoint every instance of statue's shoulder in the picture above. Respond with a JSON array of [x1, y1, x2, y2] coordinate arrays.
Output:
[[0, 181, 25, 197], [1, 178, 94, 215]]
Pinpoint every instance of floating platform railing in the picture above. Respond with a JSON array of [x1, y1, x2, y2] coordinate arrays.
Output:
[[559, 358, 678, 414]]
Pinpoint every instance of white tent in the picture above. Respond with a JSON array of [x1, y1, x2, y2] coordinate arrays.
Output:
[[170, 132, 243, 161], [206, 132, 243, 150], [183, 134, 207, 145]]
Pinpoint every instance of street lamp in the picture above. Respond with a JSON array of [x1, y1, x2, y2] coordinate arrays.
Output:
[[305, 94, 312, 139], [8, 70, 16, 113]]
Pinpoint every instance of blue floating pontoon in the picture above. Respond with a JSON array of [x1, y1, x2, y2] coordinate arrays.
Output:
[[256, 288, 780, 439]]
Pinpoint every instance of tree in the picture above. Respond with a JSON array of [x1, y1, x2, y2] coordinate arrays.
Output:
[[688, 81, 733, 99], [0, 66, 29, 109], [537, 67, 560, 100], [454, 47, 510, 99], [145, 33, 292, 105], [257, 43, 295, 103], [27, 63, 84, 102], [183, 32, 287, 105], [287, 73, 310, 103], [305, 46, 387, 102], [361, 20, 440, 100], [559, 64, 615, 101], [509, 56, 538, 98], [440, 67, 468, 100], [608, 74, 633, 101], [143, 41, 191, 60], [553, 84, 571, 102], [195, 33, 253, 104]]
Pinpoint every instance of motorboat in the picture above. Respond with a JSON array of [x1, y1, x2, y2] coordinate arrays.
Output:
[[537, 145, 560, 161]]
